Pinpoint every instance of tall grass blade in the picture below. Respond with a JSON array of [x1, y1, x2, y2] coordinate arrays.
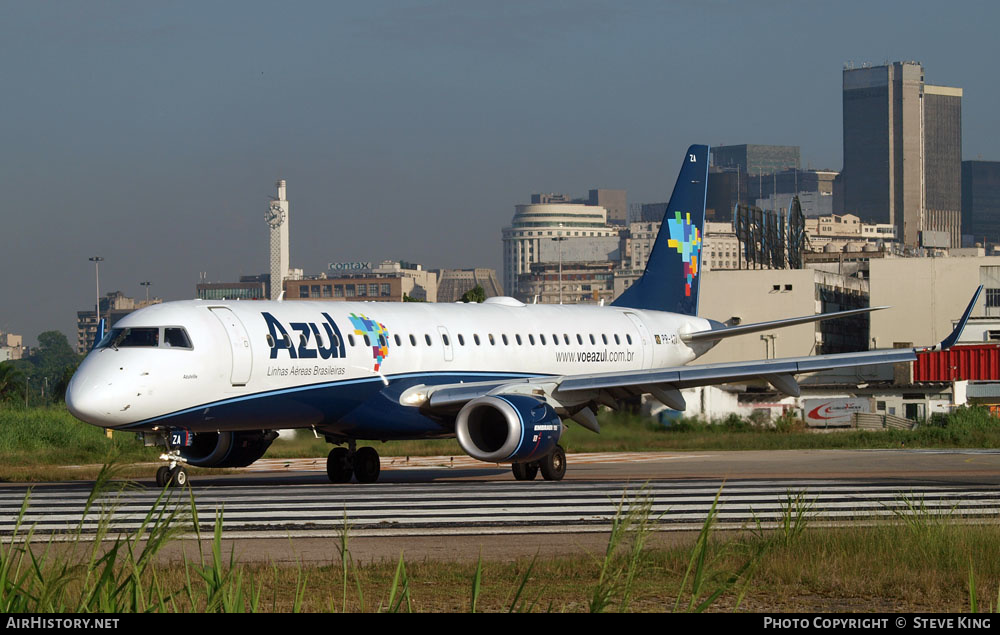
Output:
[[470, 552, 483, 613], [970, 561, 979, 613], [385, 551, 412, 613], [508, 553, 538, 613]]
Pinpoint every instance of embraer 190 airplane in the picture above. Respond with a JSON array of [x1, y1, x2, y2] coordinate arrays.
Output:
[[66, 145, 981, 487]]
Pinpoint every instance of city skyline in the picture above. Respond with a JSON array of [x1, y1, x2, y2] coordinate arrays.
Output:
[[3, 2, 999, 345]]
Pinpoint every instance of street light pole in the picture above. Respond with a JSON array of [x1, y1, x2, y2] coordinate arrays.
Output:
[[89, 257, 104, 325], [140, 281, 152, 304]]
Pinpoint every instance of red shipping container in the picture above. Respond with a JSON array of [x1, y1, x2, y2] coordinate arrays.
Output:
[[913, 344, 1000, 382]]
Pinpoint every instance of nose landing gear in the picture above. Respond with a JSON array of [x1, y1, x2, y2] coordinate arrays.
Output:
[[155, 448, 188, 488]]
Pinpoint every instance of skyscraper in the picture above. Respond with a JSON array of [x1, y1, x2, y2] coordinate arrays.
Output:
[[841, 62, 962, 247], [962, 161, 1000, 244]]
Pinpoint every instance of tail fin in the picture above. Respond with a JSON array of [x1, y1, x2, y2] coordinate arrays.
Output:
[[90, 318, 106, 351], [612, 144, 709, 315]]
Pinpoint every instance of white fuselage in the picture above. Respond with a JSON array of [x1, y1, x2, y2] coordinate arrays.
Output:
[[66, 297, 712, 434]]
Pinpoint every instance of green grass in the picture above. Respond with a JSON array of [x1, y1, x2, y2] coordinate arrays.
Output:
[[0, 406, 158, 468]]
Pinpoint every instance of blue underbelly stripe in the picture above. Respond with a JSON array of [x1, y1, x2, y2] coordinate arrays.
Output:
[[114, 370, 552, 430]]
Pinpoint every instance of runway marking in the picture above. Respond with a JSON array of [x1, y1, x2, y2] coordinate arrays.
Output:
[[3, 478, 998, 537]]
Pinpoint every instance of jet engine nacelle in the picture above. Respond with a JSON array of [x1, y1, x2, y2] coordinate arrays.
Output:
[[455, 395, 563, 463], [181, 430, 278, 468]]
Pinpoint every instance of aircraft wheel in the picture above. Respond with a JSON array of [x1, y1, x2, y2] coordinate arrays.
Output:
[[327, 447, 353, 483], [512, 462, 538, 481], [155, 466, 170, 487], [168, 466, 188, 487], [353, 447, 381, 483], [539, 445, 566, 481]]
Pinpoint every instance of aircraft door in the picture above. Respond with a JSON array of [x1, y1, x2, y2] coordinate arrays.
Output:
[[624, 312, 654, 370], [210, 307, 253, 385], [437, 326, 454, 362]]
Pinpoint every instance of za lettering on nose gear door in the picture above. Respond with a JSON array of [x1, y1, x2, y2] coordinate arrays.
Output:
[[210, 307, 253, 385]]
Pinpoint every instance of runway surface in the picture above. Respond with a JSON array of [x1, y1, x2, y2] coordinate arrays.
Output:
[[3, 449, 1000, 540]]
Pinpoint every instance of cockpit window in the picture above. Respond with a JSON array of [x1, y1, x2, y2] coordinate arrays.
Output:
[[96, 326, 193, 350], [164, 328, 193, 349], [104, 327, 159, 348]]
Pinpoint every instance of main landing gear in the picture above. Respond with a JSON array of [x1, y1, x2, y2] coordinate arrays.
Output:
[[511, 445, 566, 482], [327, 441, 381, 484]]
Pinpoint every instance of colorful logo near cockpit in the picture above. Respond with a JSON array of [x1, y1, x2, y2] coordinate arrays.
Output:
[[666, 211, 701, 297], [349, 313, 390, 372]]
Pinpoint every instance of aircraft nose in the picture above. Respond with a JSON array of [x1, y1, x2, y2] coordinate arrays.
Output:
[[65, 362, 118, 428]]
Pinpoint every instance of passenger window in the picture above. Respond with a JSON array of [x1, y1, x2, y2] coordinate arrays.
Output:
[[529, 334, 535, 345], [589, 334, 596, 345], [540, 334, 546, 345], [443, 334, 451, 346], [409, 334, 417, 346], [457, 334, 464, 346], [348, 335, 355, 347], [488, 334, 495, 345], [474, 334, 481, 345], [602, 334, 608, 345], [502, 334, 509, 345], [515, 334, 522, 345], [576, 334, 583, 345], [563, 334, 569, 345], [394, 334, 401, 346], [266, 334, 274, 347], [614, 334, 620, 345], [425, 334, 432, 346], [363, 334, 371, 347], [164, 328, 192, 349], [627, 334, 633, 345]]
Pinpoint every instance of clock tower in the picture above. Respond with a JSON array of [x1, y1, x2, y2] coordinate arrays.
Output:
[[267, 179, 289, 300]]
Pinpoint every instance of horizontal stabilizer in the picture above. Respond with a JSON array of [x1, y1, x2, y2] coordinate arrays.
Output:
[[681, 306, 888, 344]]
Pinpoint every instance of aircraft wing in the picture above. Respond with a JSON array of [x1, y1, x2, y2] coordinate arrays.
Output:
[[413, 286, 982, 430]]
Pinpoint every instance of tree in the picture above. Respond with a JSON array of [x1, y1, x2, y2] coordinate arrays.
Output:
[[0, 361, 25, 405], [460, 285, 486, 303], [25, 331, 81, 403]]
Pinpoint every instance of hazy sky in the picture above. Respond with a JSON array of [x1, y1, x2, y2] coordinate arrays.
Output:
[[2, 1, 998, 346]]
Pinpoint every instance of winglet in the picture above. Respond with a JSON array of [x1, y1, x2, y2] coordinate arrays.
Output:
[[934, 285, 983, 351]]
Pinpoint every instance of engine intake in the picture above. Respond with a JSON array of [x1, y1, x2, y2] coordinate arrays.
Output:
[[455, 395, 562, 463], [180, 430, 278, 468]]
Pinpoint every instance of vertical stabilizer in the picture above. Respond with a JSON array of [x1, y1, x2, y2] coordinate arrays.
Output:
[[612, 144, 709, 315]]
